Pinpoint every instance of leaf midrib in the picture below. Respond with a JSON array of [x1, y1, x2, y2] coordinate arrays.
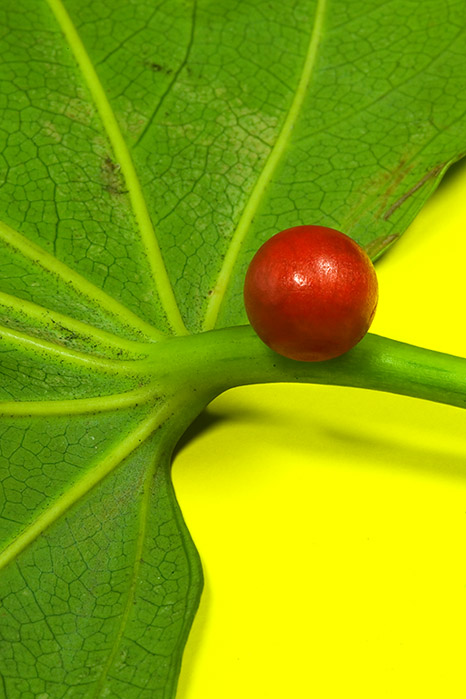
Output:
[[45, 0, 187, 336], [202, 0, 328, 330]]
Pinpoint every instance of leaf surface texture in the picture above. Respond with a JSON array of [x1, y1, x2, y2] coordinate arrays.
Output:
[[0, 0, 466, 696]]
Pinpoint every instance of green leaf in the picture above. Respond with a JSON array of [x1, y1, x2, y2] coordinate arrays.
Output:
[[0, 0, 465, 697]]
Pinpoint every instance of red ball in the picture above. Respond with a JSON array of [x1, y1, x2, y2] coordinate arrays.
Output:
[[243, 225, 378, 361]]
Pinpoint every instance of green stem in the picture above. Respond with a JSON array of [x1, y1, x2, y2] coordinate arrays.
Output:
[[146, 326, 466, 410]]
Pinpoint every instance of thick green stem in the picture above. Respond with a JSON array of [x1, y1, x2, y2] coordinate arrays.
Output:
[[146, 326, 466, 410]]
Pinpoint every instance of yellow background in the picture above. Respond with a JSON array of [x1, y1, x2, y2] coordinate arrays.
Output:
[[173, 165, 466, 698]]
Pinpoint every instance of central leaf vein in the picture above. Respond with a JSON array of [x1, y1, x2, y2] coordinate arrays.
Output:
[[202, 0, 328, 330], [45, 0, 187, 336]]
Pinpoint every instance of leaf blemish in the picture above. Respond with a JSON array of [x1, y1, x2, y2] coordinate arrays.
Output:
[[144, 61, 173, 75], [383, 164, 445, 220], [101, 156, 128, 196]]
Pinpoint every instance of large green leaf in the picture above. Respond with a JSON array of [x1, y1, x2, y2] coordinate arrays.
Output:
[[0, 0, 465, 696]]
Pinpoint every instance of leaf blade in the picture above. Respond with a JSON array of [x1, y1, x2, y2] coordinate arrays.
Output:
[[0, 429, 202, 698], [1, 1, 466, 697]]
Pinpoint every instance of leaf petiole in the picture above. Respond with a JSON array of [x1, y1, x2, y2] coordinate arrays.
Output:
[[143, 326, 466, 411]]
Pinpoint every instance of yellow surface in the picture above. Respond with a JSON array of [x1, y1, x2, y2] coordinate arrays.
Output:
[[173, 165, 466, 699]]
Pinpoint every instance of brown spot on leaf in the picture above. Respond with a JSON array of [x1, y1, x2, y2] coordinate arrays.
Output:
[[364, 233, 399, 261], [101, 156, 128, 196], [343, 154, 415, 231], [382, 164, 444, 220], [145, 61, 173, 74]]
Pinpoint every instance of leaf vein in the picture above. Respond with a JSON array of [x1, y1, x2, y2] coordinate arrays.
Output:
[[0, 383, 158, 417], [134, 0, 198, 148], [0, 322, 150, 376], [202, 0, 328, 329], [45, 0, 187, 335], [0, 290, 154, 359], [0, 406, 168, 573], [0, 218, 163, 341], [92, 445, 159, 696]]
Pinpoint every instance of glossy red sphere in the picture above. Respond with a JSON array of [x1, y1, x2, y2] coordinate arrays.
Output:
[[243, 225, 378, 361]]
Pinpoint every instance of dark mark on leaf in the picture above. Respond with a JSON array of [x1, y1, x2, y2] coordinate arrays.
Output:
[[104, 184, 129, 195], [383, 164, 444, 220], [145, 61, 173, 75], [103, 155, 120, 173], [102, 155, 127, 196], [364, 234, 399, 261]]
